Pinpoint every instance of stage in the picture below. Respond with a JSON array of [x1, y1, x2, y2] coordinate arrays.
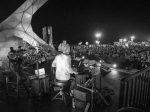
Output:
[[0, 66, 147, 112]]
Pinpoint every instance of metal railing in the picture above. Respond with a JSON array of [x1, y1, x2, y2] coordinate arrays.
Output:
[[119, 67, 150, 111]]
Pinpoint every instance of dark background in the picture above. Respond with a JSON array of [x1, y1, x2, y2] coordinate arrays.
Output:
[[0, 0, 150, 44]]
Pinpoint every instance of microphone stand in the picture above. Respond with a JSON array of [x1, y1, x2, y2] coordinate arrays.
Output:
[[90, 66, 109, 112]]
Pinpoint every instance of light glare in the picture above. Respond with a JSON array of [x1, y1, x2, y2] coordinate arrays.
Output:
[[95, 32, 102, 38], [113, 64, 117, 68], [131, 35, 135, 41], [123, 38, 127, 42]]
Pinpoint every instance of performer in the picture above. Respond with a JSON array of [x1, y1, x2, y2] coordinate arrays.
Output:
[[52, 41, 78, 81]]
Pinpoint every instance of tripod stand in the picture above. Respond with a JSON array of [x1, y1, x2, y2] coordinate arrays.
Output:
[[90, 73, 109, 112]]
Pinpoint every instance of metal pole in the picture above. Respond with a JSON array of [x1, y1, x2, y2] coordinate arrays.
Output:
[[36, 48, 41, 96]]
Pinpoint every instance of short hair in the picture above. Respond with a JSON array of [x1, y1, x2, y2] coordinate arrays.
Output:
[[58, 43, 70, 54]]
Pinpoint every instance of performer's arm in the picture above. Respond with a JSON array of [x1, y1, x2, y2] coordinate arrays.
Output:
[[52, 56, 57, 67], [51, 57, 57, 74]]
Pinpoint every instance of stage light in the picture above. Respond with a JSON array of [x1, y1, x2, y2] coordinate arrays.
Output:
[[113, 64, 117, 68], [99, 60, 104, 63], [82, 56, 85, 59]]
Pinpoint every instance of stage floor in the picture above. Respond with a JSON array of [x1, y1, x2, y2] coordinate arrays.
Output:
[[0, 67, 139, 112], [0, 72, 108, 112]]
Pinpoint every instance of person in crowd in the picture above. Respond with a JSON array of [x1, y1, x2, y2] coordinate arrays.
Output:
[[58, 40, 67, 52], [70, 42, 150, 70]]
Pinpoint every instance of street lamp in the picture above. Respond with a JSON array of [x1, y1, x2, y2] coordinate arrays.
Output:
[[95, 32, 102, 39], [130, 35, 135, 42], [95, 32, 102, 45]]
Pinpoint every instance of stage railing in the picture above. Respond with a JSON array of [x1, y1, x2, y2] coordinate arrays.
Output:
[[119, 66, 150, 111]]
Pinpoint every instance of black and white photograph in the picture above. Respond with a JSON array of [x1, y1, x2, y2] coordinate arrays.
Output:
[[0, 0, 150, 112]]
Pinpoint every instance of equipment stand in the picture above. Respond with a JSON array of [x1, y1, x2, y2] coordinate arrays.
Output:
[[36, 48, 41, 96], [90, 69, 109, 112], [77, 67, 109, 112]]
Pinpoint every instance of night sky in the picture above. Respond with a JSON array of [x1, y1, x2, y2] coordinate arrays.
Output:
[[0, 0, 150, 44]]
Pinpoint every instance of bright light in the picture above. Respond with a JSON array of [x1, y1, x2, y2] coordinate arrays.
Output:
[[119, 39, 123, 42], [99, 60, 104, 63], [123, 38, 127, 42], [95, 40, 100, 44], [113, 64, 117, 68], [95, 32, 102, 39], [85, 42, 89, 45], [78, 42, 82, 45], [125, 43, 129, 47], [82, 56, 85, 59], [130, 35, 135, 41]]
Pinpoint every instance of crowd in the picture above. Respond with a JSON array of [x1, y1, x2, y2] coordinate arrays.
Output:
[[6, 41, 150, 71], [7, 43, 55, 68], [71, 42, 150, 70]]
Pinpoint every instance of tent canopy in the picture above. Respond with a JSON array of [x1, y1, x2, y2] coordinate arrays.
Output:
[[0, 0, 48, 48]]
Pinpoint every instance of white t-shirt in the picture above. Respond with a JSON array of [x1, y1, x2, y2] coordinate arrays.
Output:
[[52, 53, 75, 81]]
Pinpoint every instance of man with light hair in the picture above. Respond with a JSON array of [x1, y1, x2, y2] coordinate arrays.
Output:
[[52, 41, 78, 81]]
